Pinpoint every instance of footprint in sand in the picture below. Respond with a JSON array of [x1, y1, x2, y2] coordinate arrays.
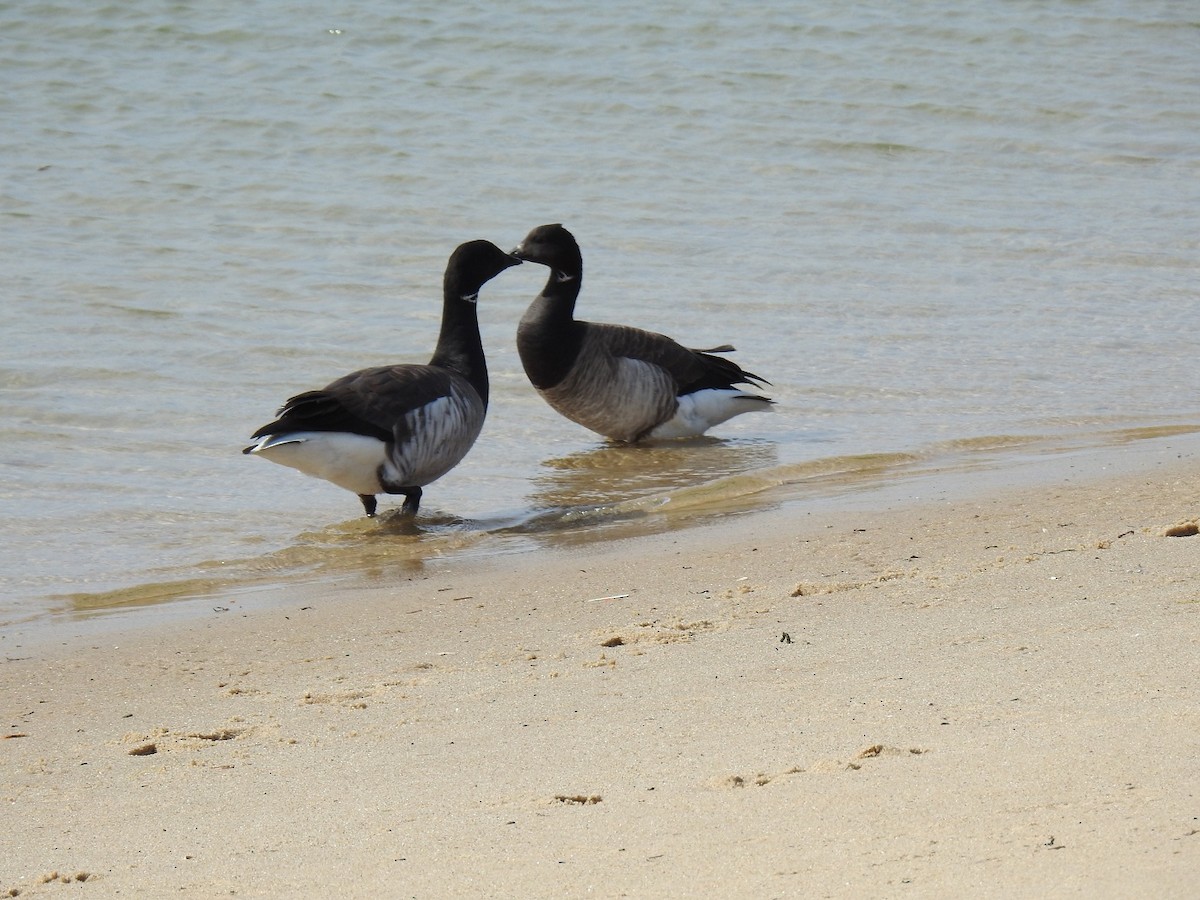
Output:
[[711, 745, 929, 786]]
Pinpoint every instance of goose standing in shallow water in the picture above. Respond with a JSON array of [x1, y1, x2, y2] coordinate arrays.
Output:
[[243, 240, 520, 517], [510, 224, 773, 443]]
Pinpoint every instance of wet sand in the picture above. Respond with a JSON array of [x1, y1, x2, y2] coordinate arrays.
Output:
[[3, 440, 1199, 898]]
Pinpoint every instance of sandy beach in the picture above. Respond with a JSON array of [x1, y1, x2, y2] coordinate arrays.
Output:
[[3, 440, 1199, 898]]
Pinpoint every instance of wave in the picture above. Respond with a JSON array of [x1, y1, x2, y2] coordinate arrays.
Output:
[[50, 422, 1200, 619]]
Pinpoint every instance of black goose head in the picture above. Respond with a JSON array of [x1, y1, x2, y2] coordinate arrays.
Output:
[[510, 224, 583, 281], [445, 239, 522, 302]]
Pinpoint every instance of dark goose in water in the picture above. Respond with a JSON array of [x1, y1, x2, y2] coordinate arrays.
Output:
[[243, 240, 521, 517], [511, 223, 773, 443]]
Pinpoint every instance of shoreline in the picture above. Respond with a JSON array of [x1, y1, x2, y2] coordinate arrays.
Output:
[[3, 437, 1199, 896], [9, 423, 1200, 649]]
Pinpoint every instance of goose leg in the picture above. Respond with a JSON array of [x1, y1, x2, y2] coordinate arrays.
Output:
[[400, 487, 423, 516], [359, 494, 378, 517]]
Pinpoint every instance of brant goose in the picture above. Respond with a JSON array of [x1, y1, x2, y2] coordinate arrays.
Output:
[[510, 224, 773, 443], [243, 240, 520, 517]]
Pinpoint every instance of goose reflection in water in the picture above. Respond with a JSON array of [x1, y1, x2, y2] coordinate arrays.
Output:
[[527, 437, 779, 513]]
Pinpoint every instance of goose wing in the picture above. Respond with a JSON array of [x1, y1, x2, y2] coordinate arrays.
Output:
[[584, 323, 770, 395], [251, 365, 473, 443]]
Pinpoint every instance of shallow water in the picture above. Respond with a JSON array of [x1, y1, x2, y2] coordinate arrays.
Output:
[[2, 0, 1198, 630]]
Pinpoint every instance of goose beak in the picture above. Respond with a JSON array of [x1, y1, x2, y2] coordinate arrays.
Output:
[[509, 243, 527, 260]]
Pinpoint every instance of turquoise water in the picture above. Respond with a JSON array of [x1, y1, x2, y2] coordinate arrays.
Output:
[[2, 1, 1198, 627]]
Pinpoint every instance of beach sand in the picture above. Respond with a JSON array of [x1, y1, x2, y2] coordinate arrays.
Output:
[[3, 442, 1198, 898]]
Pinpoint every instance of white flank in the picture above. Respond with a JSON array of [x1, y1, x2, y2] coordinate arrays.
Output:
[[542, 354, 678, 442], [648, 389, 774, 439], [245, 431, 388, 496], [386, 391, 484, 488]]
